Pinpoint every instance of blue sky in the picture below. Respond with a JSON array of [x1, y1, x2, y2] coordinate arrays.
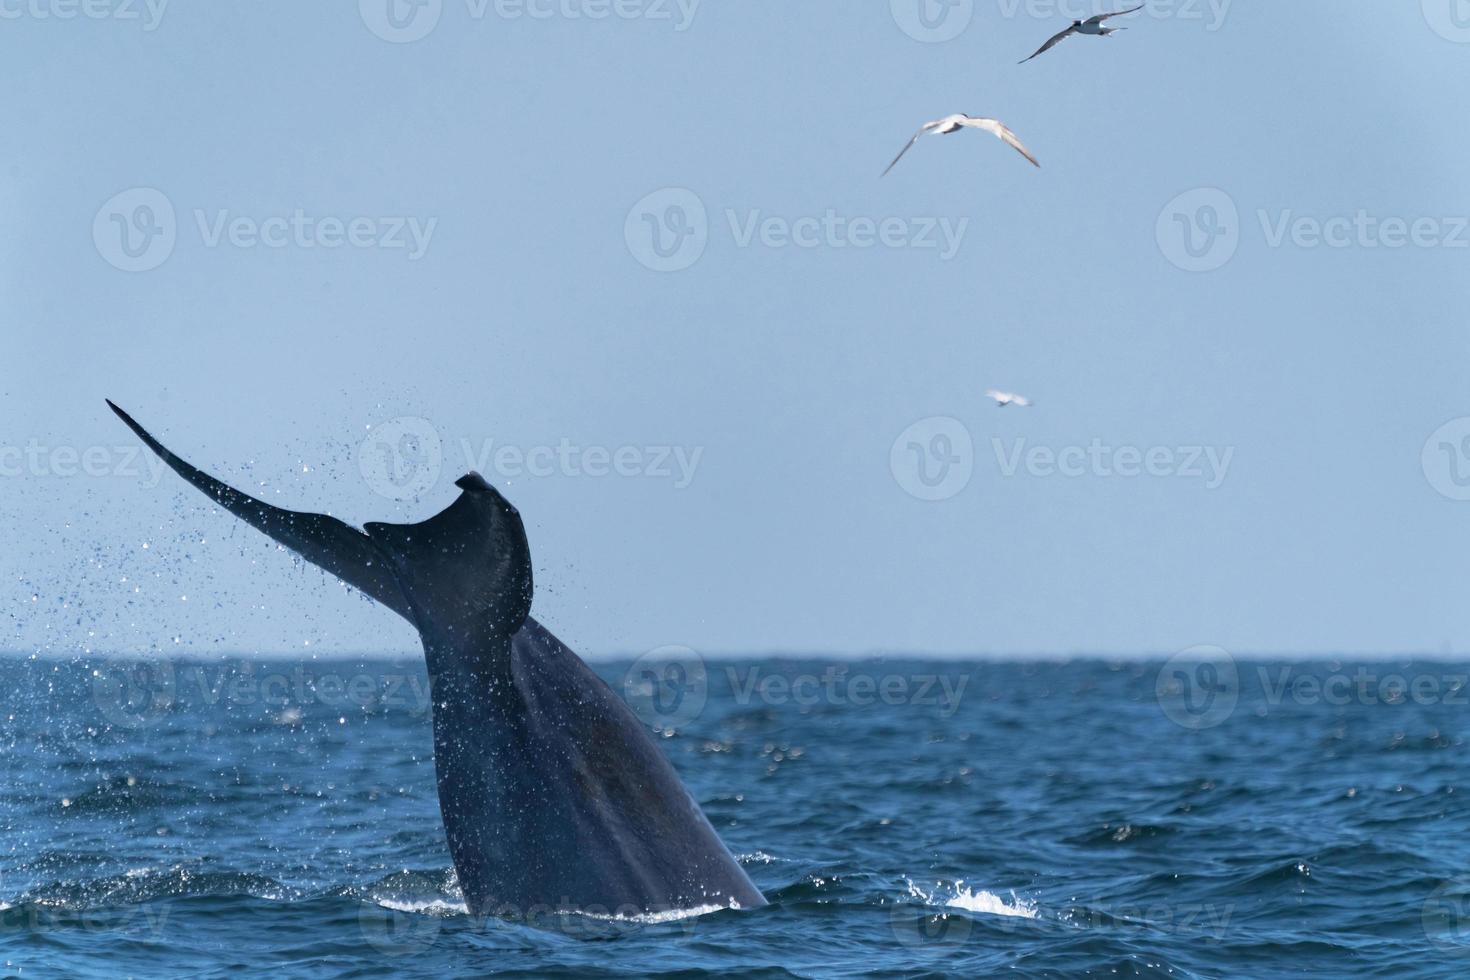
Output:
[[3, 1, 1468, 657]]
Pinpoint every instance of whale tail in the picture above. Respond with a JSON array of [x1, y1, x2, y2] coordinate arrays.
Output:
[[107, 399, 768, 916], [365, 476, 533, 640], [105, 400, 531, 636]]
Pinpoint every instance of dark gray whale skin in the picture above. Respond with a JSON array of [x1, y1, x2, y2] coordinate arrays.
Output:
[[106, 401, 766, 917]]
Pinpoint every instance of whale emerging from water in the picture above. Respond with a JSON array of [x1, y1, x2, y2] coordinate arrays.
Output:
[[106, 401, 766, 918]]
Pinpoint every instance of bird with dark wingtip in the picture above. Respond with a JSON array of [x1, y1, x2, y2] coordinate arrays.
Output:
[[1020, 5, 1144, 64]]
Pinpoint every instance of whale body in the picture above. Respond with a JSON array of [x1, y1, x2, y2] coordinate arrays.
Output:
[[107, 401, 766, 917]]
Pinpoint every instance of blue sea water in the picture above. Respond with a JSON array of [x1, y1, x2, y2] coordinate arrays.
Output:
[[2, 655, 1470, 978]]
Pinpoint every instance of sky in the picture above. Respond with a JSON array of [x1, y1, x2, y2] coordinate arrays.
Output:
[[2, 0, 1468, 659]]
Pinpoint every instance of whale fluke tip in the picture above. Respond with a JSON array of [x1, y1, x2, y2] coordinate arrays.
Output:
[[455, 472, 495, 493]]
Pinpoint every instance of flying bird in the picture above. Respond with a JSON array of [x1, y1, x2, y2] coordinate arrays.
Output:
[[986, 389, 1033, 408], [1020, 5, 1144, 64], [883, 114, 1040, 176]]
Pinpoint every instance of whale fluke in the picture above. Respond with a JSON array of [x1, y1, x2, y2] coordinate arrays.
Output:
[[106, 401, 767, 917], [106, 400, 414, 622]]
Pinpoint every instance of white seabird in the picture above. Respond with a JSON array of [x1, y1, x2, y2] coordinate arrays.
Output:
[[883, 114, 1041, 176], [986, 389, 1033, 408]]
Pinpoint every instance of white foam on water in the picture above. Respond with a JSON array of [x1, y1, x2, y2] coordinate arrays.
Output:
[[373, 896, 731, 923], [576, 902, 730, 924], [905, 878, 1039, 920], [376, 897, 469, 915]]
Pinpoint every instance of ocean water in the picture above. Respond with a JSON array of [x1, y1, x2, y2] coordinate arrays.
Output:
[[2, 655, 1470, 978]]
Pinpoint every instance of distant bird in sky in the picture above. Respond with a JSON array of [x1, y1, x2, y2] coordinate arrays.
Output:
[[986, 389, 1033, 408], [1020, 5, 1144, 64], [883, 114, 1040, 176]]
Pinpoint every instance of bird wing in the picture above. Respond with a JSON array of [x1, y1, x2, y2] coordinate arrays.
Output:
[[107, 400, 416, 624], [957, 117, 1041, 168], [1019, 25, 1077, 63], [882, 126, 930, 177], [1087, 4, 1144, 25]]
